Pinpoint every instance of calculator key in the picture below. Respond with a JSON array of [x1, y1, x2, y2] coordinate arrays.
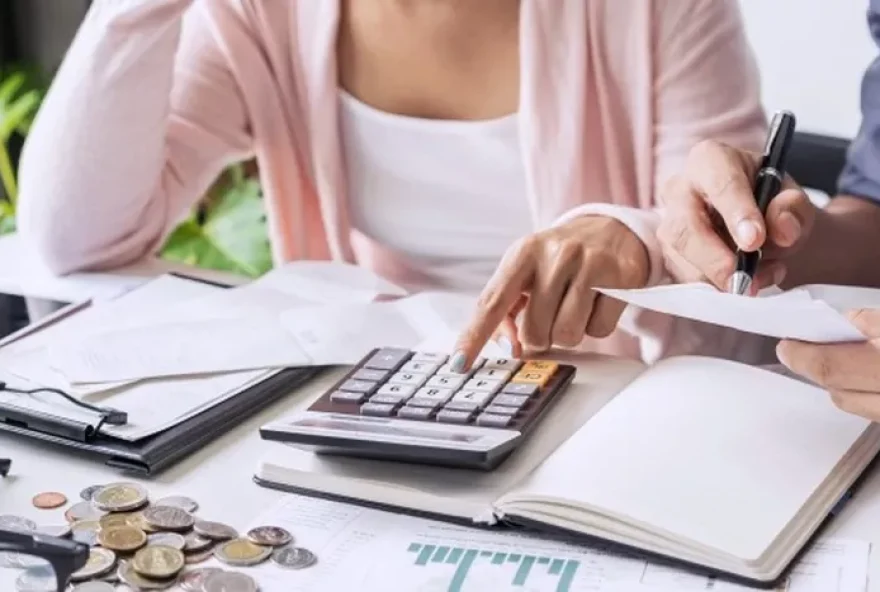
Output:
[[360, 403, 398, 417], [410, 387, 454, 407], [376, 383, 417, 399], [351, 368, 389, 382], [482, 358, 522, 372], [364, 348, 411, 371], [443, 400, 480, 412], [464, 378, 502, 393], [329, 390, 368, 404], [411, 352, 448, 364], [501, 383, 539, 397], [388, 372, 429, 388], [521, 360, 559, 374], [451, 390, 494, 408], [436, 357, 485, 376], [370, 394, 409, 405], [397, 406, 436, 421], [476, 413, 514, 428], [484, 404, 521, 416], [436, 409, 474, 424], [426, 375, 467, 390], [473, 368, 512, 382], [339, 379, 378, 394], [490, 394, 530, 409], [511, 371, 551, 387], [400, 361, 441, 375]]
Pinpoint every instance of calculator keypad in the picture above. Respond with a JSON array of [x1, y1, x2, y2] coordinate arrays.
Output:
[[310, 348, 576, 433]]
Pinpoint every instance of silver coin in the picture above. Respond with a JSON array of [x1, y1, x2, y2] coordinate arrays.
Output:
[[71, 583, 116, 592], [179, 567, 224, 592], [36, 524, 71, 538], [70, 521, 100, 546], [153, 496, 199, 514], [92, 483, 149, 513], [203, 571, 259, 592], [14, 566, 55, 592], [5, 552, 45, 569], [193, 520, 237, 541], [79, 484, 105, 502], [184, 531, 214, 553], [246, 525, 292, 547], [70, 548, 117, 582], [272, 546, 317, 570], [142, 506, 194, 532], [0, 515, 37, 532], [65, 501, 107, 523], [147, 532, 187, 550]]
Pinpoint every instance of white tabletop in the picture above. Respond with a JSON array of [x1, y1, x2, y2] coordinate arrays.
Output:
[[0, 234, 878, 590]]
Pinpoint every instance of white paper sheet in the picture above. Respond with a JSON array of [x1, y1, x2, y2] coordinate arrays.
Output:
[[179, 494, 871, 592], [41, 263, 411, 384], [599, 283, 880, 343]]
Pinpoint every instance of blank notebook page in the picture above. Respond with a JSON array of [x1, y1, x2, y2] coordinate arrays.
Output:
[[506, 356, 870, 561]]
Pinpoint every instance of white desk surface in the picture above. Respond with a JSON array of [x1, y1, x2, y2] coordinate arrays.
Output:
[[0, 233, 878, 590]]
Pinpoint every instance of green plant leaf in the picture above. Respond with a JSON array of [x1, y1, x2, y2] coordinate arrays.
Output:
[[160, 173, 272, 277], [0, 72, 26, 106], [0, 90, 41, 142]]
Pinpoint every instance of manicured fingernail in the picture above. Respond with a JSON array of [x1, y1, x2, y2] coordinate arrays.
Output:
[[496, 336, 513, 357], [776, 342, 791, 367], [774, 266, 787, 286], [736, 219, 760, 247], [777, 212, 802, 245], [450, 351, 467, 373]]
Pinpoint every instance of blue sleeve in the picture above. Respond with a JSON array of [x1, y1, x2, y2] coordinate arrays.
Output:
[[838, 0, 880, 202]]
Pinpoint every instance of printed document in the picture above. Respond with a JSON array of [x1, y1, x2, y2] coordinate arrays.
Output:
[[600, 283, 880, 343], [192, 494, 872, 592]]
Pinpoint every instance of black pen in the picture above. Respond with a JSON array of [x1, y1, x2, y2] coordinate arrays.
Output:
[[729, 110, 797, 295]]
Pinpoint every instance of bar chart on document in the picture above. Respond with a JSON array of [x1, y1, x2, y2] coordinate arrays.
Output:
[[402, 540, 580, 591]]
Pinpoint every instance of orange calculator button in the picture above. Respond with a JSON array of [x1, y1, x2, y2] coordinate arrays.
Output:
[[511, 372, 550, 386], [521, 361, 558, 375]]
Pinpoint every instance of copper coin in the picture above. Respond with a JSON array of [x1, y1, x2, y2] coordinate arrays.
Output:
[[32, 491, 67, 509]]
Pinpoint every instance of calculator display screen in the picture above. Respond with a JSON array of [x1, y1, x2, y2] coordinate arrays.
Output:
[[290, 417, 482, 443]]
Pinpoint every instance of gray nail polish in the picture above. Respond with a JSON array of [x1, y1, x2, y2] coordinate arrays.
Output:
[[496, 336, 513, 356], [449, 351, 467, 373]]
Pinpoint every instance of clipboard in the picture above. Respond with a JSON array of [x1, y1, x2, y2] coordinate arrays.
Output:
[[0, 273, 323, 476]]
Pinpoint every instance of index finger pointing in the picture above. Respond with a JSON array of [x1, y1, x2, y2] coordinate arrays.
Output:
[[452, 251, 535, 371]]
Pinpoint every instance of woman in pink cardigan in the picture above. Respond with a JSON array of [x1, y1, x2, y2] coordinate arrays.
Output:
[[17, 0, 767, 368]]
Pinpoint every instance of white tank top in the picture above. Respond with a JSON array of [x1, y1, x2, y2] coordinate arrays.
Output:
[[339, 91, 533, 293]]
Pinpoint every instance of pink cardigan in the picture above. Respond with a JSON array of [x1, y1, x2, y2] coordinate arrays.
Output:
[[17, 0, 770, 363]]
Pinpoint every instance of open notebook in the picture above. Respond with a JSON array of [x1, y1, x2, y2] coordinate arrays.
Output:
[[255, 354, 880, 588]]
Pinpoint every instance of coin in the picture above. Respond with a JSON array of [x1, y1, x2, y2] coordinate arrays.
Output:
[[32, 491, 67, 509], [71, 582, 116, 592], [65, 501, 107, 523], [147, 532, 186, 550], [214, 538, 272, 567], [117, 561, 176, 591], [70, 548, 117, 582], [80, 484, 105, 501], [92, 483, 149, 513], [142, 506, 194, 532], [71, 520, 101, 546], [179, 567, 223, 592], [131, 545, 185, 579], [184, 531, 213, 553], [99, 513, 132, 530], [15, 565, 55, 592], [203, 571, 258, 592], [272, 546, 318, 570], [36, 524, 71, 538], [193, 520, 237, 541], [127, 511, 158, 533], [98, 526, 147, 553], [0, 515, 37, 531], [184, 549, 214, 564], [246, 525, 292, 547], [154, 496, 198, 514]]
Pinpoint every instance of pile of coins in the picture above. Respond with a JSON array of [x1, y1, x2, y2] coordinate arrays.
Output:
[[1, 483, 319, 591]]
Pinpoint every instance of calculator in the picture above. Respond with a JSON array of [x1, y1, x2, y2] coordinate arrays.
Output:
[[260, 348, 576, 470]]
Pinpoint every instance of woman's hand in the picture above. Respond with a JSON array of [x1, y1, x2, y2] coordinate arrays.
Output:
[[451, 216, 649, 371]]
